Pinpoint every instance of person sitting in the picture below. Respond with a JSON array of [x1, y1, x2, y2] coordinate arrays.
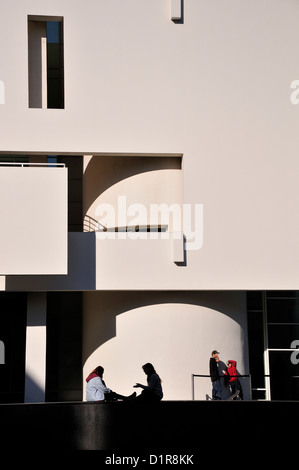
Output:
[[133, 363, 163, 402], [86, 365, 136, 402]]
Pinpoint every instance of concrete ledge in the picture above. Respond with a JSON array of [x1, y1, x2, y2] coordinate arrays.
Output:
[[0, 400, 297, 451]]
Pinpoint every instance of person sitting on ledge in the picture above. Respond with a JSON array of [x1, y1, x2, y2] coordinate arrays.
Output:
[[86, 365, 136, 402], [133, 363, 163, 402]]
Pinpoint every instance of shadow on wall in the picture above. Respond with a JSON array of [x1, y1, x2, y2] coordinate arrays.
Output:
[[5, 233, 96, 291], [24, 373, 44, 403], [83, 155, 182, 214], [172, 0, 185, 24], [83, 291, 246, 365]]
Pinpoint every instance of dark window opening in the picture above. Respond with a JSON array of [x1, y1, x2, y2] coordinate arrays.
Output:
[[28, 16, 64, 109], [0, 293, 27, 403], [46, 21, 64, 109]]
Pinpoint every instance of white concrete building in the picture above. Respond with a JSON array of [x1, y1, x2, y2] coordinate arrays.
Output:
[[0, 0, 299, 403]]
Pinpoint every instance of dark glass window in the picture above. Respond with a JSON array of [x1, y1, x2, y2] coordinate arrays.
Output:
[[247, 291, 263, 311], [267, 299, 299, 323], [269, 351, 299, 400], [248, 291, 299, 400], [47, 21, 64, 109], [268, 324, 299, 349]]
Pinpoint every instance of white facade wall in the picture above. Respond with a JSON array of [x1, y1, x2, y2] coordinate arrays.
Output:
[[0, 0, 298, 400], [0, 166, 67, 275], [0, 0, 298, 288]]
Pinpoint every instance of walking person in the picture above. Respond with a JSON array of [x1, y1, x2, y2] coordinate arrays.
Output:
[[133, 363, 163, 402], [209, 350, 222, 400], [86, 365, 136, 402], [224, 360, 243, 400]]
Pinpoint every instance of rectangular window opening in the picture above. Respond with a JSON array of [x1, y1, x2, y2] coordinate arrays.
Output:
[[28, 16, 64, 109]]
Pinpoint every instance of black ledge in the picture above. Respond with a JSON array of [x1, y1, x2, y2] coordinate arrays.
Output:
[[0, 400, 297, 452]]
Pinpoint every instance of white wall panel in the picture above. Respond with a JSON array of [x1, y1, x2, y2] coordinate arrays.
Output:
[[0, 166, 67, 274]]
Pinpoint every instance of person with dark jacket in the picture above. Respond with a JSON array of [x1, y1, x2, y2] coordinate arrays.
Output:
[[209, 350, 222, 400], [133, 363, 163, 402]]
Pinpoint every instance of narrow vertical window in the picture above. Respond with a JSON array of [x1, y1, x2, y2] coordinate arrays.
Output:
[[46, 21, 64, 109], [28, 16, 64, 109]]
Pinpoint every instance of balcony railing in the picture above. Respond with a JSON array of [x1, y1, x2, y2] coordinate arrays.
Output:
[[83, 214, 167, 234], [0, 162, 65, 168]]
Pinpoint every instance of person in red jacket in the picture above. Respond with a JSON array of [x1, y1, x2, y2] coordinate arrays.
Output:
[[225, 360, 243, 399]]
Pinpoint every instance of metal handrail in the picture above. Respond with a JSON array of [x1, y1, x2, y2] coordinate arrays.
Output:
[[191, 373, 251, 401], [191, 373, 299, 400], [83, 215, 168, 234], [83, 215, 107, 232], [0, 162, 65, 167]]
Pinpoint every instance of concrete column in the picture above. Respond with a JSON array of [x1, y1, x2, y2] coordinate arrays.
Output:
[[24, 293, 47, 403]]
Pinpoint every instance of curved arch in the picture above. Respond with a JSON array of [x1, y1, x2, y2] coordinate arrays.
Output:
[[83, 155, 182, 217], [83, 291, 246, 364], [82, 291, 249, 400]]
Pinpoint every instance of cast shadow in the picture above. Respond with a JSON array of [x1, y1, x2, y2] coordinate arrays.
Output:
[[83, 291, 246, 368], [83, 155, 182, 214], [172, 0, 184, 24], [174, 234, 187, 266]]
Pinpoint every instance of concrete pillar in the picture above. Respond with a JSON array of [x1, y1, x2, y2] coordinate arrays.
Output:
[[24, 293, 47, 403]]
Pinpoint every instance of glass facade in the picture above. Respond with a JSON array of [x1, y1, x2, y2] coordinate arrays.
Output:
[[247, 291, 299, 400]]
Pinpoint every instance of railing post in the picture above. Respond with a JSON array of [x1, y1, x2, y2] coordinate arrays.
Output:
[[191, 374, 194, 400]]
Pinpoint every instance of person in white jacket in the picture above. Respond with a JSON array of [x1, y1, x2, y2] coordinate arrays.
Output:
[[86, 365, 136, 402], [133, 363, 163, 402]]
